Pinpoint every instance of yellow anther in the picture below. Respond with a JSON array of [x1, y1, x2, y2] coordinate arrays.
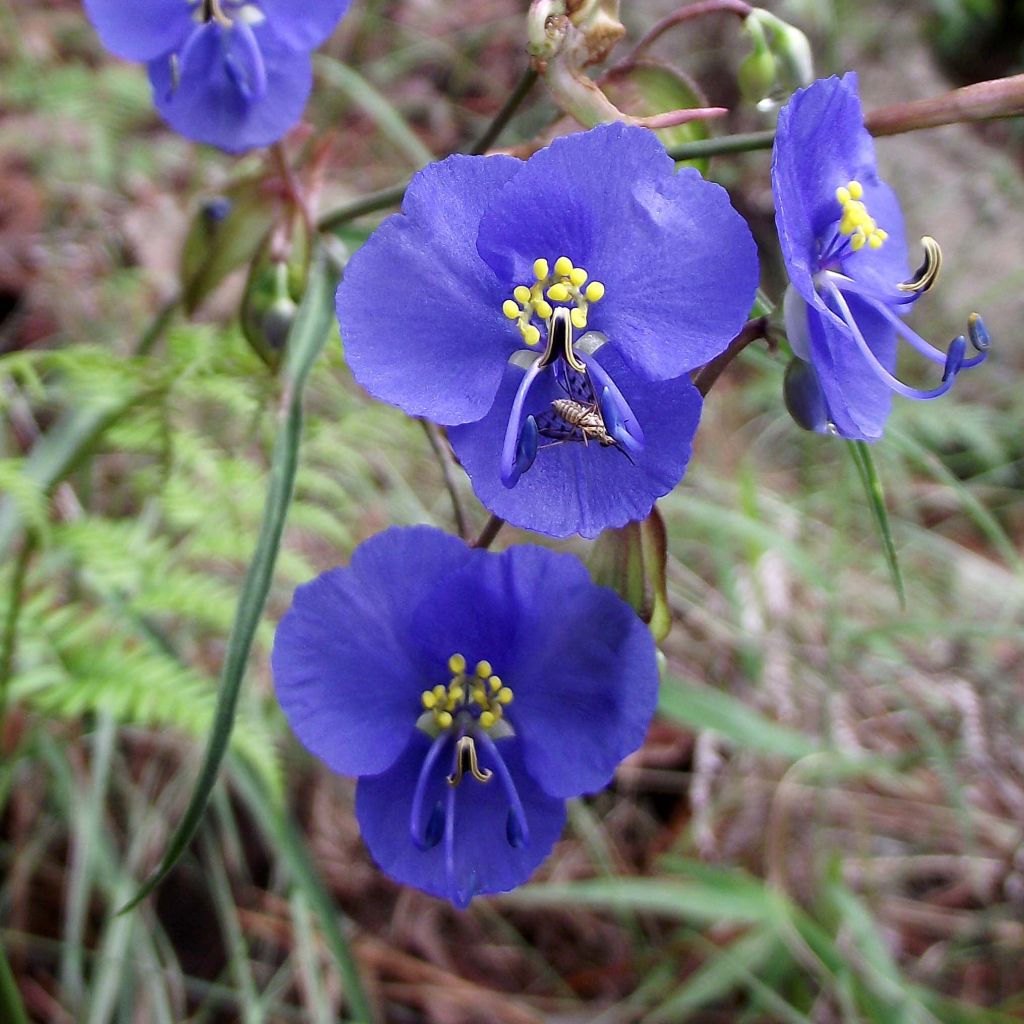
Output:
[[533, 258, 549, 280], [851, 234, 867, 251], [437, 710, 453, 729], [449, 685, 464, 703], [502, 300, 520, 320], [554, 256, 574, 277], [433, 684, 447, 699], [547, 282, 570, 303], [522, 323, 541, 346], [480, 710, 496, 729], [568, 267, 588, 287], [534, 299, 553, 320], [448, 653, 466, 674], [421, 690, 436, 709], [835, 186, 851, 204], [570, 307, 588, 330], [868, 234, 883, 249], [876, 229, 889, 241], [474, 689, 490, 707], [848, 180, 864, 199], [475, 660, 492, 678], [513, 285, 532, 305], [489, 676, 502, 693], [497, 687, 514, 705], [585, 282, 604, 303]]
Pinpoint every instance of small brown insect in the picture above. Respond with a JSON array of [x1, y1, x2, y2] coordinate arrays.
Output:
[[550, 398, 617, 447]]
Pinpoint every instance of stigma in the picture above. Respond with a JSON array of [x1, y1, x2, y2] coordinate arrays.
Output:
[[502, 256, 605, 348]]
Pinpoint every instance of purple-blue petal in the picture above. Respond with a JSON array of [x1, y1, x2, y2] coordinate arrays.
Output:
[[258, 0, 351, 51], [406, 545, 659, 798], [84, 0, 193, 62], [147, 24, 312, 153], [476, 122, 758, 380], [449, 346, 703, 538], [356, 732, 566, 907], [271, 527, 476, 778], [806, 292, 896, 441], [336, 154, 522, 424]]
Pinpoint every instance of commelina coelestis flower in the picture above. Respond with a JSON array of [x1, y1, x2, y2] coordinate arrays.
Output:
[[336, 123, 759, 538], [772, 73, 989, 441], [271, 526, 658, 907], [83, 0, 350, 152]]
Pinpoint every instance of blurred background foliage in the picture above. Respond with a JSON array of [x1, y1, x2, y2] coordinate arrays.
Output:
[[1, 0, 1023, 1021]]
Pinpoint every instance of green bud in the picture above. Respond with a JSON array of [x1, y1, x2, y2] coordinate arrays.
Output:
[[742, 8, 814, 110], [738, 17, 777, 106]]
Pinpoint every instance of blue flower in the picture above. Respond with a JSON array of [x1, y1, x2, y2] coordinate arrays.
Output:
[[84, 0, 350, 152], [271, 526, 658, 907], [336, 123, 758, 537], [772, 74, 989, 441]]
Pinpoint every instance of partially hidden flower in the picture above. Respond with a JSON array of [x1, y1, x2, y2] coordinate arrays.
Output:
[[271, 526, 658, 907], [336, 123, 759, 538], [84, 0, 350, 152], [772, 73, 990, 441]]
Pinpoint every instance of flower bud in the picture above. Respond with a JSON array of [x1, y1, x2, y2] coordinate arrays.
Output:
[[741, 8, 814, 110]]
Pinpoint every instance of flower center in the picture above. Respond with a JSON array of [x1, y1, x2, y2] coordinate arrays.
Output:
[[190, 0, 265, 28], [502, 256, 606, 348], [419, 653, 514, 734], [835, 179, 888, 251]]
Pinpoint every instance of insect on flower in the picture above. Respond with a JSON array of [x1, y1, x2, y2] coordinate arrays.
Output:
[[771, 73, 990, 440], [271, 526, 659, 907], [337, 123, 759, 537]]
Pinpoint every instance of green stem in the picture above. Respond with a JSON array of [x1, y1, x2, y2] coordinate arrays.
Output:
[[470, 67, 540, 155], [121, 245, 339, 916]]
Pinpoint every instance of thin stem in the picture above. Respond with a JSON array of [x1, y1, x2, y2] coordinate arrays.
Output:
[[317, 182, 408, 233], [693, 316, 770, 397], [865, 72, 1024, 136], [0, 535, 35, 728], [631, 0, 752, 61], [667, 129, 775, 161], [318, 69, 539, 233], [470, 67, 539, 156], [316, 73, 1024, 232], [271, 141, 314, 240], [134, 293, 180, 357], [419, 420, 470, 540], [471, 514, 505, 550]]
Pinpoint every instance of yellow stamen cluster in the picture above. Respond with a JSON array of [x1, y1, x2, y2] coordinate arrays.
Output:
[[502, 256, 606, 347], [836, 180, 888, 251], [420, 653, 514, 731]]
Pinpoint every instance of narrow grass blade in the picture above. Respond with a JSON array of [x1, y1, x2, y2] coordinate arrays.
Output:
[[848, 440, 906, 608], [659, 675, 820, 760], [231, 759, 376, 1024], [121, 246, 340, 913], [0, 941, 29, 1024], [314, 56, 434, 169], [509, 876, 789, 926]]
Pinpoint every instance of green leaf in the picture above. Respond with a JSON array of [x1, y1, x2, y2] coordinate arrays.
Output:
[[659, 674, 821, 760], [121, 244, 340, 914], [848, 440, 906, 608]]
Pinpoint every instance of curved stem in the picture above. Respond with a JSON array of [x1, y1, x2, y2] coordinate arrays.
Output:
[[419, 421, 469, 540], [631, 0, 752, 61]]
